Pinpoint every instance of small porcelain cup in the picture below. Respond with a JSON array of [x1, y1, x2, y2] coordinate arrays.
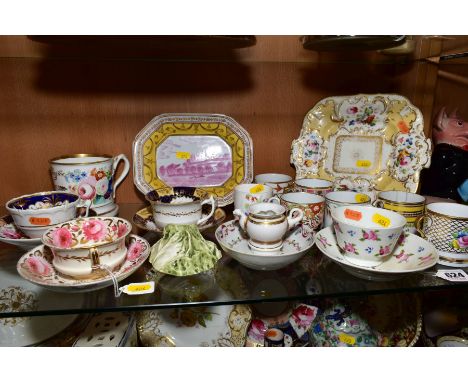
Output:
[[145, 187, 215, 230], [294, 178, 333, 197], [324, 191, 371, 228], [416, 202, 468, 267], [233, 202, 303, 251], [270, 192, 325, 231], [50, 154, 130, 215], [5, 191, 92, 238], [255, 173, 293, 195], [374, 191, 425, 234], [234, 183, 274, 213], [42, 217, 132, 278], [331, 205, 406, 267]]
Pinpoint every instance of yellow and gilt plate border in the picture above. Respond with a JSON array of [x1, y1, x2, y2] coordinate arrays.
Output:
[[133, 114, 253, 206]]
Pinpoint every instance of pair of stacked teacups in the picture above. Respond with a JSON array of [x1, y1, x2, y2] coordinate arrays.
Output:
[[6, 191, 133, 278]]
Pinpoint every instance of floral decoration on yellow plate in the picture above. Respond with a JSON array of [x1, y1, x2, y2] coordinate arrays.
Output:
[[133, 114, 253, 206], [291, 94, 432, 197]]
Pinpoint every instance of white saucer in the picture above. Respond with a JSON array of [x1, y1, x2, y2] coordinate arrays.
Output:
[[0, 215, 42, 251], [315, 227, 438, 281], [17, 234, 150, 293], [215, 220, 315, 271]]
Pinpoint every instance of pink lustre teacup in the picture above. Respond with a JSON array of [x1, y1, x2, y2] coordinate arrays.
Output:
[[331, 205, 406, 267], [50, 154, 130, 215], [42, 217, 132, 278], [145, 187, 216, 229], [255, 173, 293, 195], [270, 192, 325, 231], [5, 191, 92, 239], [294, 178, 333, 197]]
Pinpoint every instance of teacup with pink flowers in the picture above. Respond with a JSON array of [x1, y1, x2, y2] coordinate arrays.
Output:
[[42, 217, 132, 278], [331, 205, 406, 267]]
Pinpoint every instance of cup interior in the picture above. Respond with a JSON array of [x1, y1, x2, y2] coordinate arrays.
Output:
[[281, 192, 324, 205], [332, 205, 406, 229], [255, 173, 292, 183], [249, 202, 285, 217], [7, 192, 79, 211], [295, 178, 333, 189], [426, 202, 468, 219], [378, 191, 425, 204], [326, 191, 370, 204], [146, 187, 207, 205], [50, 155, 110, 165]]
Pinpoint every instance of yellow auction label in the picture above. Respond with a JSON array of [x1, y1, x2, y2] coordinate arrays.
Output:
[[355, 193, 369, 203], [249, 184, 265, 194], [356, 160, 372, 168], [339, 333, 356, 346], [372, 213, 391, 227], [176, 151, 191, 160], [127, 284, 152, 292]]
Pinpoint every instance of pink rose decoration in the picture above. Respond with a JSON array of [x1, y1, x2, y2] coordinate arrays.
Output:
[[82, 219, 106, 242], [26, 256, 52, 276], [95, 178, 109, 196], [1, 227, 25, 239], [379, 245, 391, 256], [117, 222, 127, 238], [363, 230, 378, 240], [292, 305, 316, 328], [78, 178, 97, 201], [344, 243, 356, 253], [347, 106, 358, 114], [52, 227, 73, 248], [248, 319, 267, 342], [126, 241, 143, 261], [458, 236, 468, 248]]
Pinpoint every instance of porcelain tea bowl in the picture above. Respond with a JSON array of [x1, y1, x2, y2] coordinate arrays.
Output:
[[233, 202, 304, 251], [5, 191, 91, 239], [145, 187, 216, 230], [331, 205, 406, 267], [42, 217, 132, 278], [254, 173, 293, 195]]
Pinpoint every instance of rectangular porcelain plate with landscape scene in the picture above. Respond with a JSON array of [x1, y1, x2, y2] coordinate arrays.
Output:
[[291, 94, 432, 197], [133, 114, 254, 206]]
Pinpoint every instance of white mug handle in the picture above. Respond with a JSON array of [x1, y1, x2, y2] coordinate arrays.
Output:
[[197, 196, 216, 226], [287, 208, 304, 230], [267, 196, 281, 204], [112, 154, 130, 198]]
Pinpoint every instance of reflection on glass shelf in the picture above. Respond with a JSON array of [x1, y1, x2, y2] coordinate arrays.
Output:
[[1, 235, 467, 319]]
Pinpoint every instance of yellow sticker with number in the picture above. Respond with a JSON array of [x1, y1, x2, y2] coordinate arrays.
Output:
[[356, 160, 372, 168], [127, 283, 152, 293], [249, 184, 265, 194], [176, 151, 191, 160], [339, 333, 356, 346], [372, 213, 391, 227], [355, 193, 369, 203]]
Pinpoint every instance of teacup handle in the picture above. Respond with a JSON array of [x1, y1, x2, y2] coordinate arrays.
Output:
[[112, 154, 130, 198], [89, 247, 101, 268], [197, 196, 216, 226], [415, 215, 431, 238], [76, 199, 92, 218], [267, 196, 281, 204], [287, 208, 304, 230], [373, 199, 384, 208]]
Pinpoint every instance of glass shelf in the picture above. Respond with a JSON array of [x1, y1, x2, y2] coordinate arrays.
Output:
[[1, 203, 467, 319]]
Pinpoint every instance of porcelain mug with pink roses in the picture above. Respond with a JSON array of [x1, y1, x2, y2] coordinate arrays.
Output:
[[42, 217, 133, 278], [50, 154, 130, 215], [331, 205, 406, 267]]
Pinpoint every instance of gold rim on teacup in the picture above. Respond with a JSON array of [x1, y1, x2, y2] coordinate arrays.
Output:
[[375, 191, 425, 208], [49, 154, 113, 165], [423, 203, 468, 221]]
